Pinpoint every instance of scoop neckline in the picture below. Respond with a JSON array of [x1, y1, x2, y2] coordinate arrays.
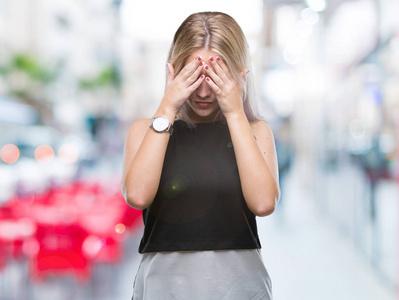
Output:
[[175, 119, 225, 125]]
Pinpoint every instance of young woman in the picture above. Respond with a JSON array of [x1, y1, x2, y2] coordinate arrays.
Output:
[[121, 11, 280, 300]]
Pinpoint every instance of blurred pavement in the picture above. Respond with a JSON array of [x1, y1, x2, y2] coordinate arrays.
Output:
[[257, 160, 396, 300]]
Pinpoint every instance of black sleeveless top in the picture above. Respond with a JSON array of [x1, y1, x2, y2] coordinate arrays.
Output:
[[138, 119, 261, 253]]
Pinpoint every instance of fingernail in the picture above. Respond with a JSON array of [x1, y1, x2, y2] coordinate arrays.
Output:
[[216, 57, 221, 61], [200, 62, 203, 66], [205, 65, 209, 70], [209, 57, 214, 62], [206, 77, 210, 81], [198, 56, 202, 61], [200, 75, 204, 79]]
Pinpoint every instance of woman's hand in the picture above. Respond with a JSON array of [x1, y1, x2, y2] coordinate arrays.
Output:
[[160, 56, 205, 115], [203, 56, 249, 118]]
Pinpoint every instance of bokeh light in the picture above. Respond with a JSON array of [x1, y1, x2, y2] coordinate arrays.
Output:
[[0, 144, 20, 164], [82, 236, 106, 258], [115, 223, 126, 234], [301, 8, 319, 25], [305, 0, 327, 12], [58, 143, 79, 164], [34, 145, 54, 164]]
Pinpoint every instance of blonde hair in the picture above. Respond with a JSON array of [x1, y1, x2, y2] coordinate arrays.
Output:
[[167, 11, 263, 127]]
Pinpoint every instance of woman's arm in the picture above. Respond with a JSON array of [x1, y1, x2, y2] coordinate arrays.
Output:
[[121, 56, 205, 210], [121, 109, 176, 210], [203, 57, 280, 216], [226, 112, 281, 217]]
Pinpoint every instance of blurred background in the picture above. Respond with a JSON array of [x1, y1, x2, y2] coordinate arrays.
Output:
[[0, 0, 398, 299]]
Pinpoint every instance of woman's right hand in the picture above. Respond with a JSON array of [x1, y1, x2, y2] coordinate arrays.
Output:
[[160, 56, 205, 115]]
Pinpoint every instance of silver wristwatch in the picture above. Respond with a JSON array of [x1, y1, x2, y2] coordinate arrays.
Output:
[[149, 116, 174, 135]]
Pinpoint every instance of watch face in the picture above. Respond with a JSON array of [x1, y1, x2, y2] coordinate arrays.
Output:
[[153, 117, 169, 132]]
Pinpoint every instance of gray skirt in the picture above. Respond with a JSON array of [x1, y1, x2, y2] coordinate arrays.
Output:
[[132, 249, 272, 300]]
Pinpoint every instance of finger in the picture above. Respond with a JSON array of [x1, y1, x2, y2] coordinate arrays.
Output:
[[215, 56, 233, 81], [209, 56, 229, 83], [186, 63, 204, 86], [166, 63, 175, 86], [180, 56, 203, 80], [204, 76, 222, 95], [203, 64, 224, 88], [188, 74, 206, 92]]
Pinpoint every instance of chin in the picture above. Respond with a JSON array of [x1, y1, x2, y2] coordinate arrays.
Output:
[[186, 101, 220, 122]]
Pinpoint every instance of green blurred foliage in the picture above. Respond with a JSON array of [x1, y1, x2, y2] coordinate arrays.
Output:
[[0, 53, 59, 84], [78, 64, 121, 90]]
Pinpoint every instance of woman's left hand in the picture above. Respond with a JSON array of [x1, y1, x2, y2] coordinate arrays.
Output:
[[203, 56, 249, 118]]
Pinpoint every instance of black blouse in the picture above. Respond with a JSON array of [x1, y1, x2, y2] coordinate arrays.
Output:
[[138, 119, 261, 253]]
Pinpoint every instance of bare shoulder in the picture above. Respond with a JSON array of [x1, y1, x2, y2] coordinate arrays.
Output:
[[249, 120, 275, 140], [249, 120, 278, 174]]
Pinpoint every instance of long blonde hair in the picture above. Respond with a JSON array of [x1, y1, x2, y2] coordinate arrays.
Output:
[[167, 11, 262, 127]]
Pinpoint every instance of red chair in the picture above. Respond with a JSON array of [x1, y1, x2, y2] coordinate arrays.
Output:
[[30, 223, 90, 283], [78, 201, 125, 264], [0, 240, 5, 271], [0, 217, 37, 260]]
